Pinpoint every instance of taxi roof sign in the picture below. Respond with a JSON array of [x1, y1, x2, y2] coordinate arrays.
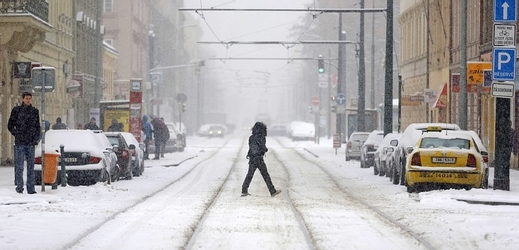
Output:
[[426, 126, 443, 132]]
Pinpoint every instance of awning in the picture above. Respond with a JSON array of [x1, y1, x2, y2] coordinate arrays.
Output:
[[433, 83, 448, 108]]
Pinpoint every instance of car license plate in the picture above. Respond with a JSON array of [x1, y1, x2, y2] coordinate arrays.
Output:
[[431, 157, 456, 164], [63, 158, 78, 163]]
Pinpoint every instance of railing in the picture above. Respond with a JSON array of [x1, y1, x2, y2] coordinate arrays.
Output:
[[0, 0, 48, 22]]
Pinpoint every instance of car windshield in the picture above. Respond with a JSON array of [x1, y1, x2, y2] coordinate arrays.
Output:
[[106, 136, 119, 146], [420, 138, 470, 149]]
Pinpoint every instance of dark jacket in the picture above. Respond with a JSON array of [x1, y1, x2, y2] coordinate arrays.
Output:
[[52, 118, 67, 130], [8, 104, 41, 145], [247, 122, 268, 158], [150, 118, 169, 142], [107, 119, 123, 132], [84, 122, 99, 130]]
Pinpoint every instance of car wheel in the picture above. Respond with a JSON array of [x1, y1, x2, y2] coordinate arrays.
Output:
[[111, 165, 120, 182], [378, 162, 385, 176], [406, 184, 416, 193], [399, 163, 406, 186], [481, 169, 489, 189], [392, 163, 400, 185], [103, 168, 111, 185]]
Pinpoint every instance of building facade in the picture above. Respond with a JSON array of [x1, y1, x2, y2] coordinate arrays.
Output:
[[399, 0, 508, 164], [0, 0, 117, 164]]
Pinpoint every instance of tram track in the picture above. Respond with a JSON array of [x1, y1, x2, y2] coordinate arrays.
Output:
[[65, 136, 435, 250], [64, 138, 241, 249], [269, 138, 435, 250]]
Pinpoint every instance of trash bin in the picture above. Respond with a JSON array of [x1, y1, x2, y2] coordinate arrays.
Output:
[[43, 152, 60, 184]]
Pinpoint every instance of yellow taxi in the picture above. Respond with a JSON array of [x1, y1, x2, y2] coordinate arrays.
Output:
[[404, 126, 488, 193]]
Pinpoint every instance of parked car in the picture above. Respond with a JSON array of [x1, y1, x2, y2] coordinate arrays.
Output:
[[104, 132, 135, 181], [392, 123, 460, 185], [269, 124, 288, 136], [118, 132, 145, 177], [287, 121, 306, 139], [360, 130, 385, 169], [34, 129, 117, 186], [345, 132, 370, 161], [404, 126, 488, 192], [374, 132, 402, 176], [166, 122, 185, 151], [290, 122, 315, 141]]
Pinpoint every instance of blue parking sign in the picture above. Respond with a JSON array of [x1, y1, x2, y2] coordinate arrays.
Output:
[[492, 47, 516, 81], [495, 0, 517, 22]]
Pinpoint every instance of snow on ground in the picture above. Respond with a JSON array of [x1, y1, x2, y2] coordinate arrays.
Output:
[[0, 135, 518, 250]]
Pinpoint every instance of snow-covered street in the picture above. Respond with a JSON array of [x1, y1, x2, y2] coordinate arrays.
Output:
[[1, 135, 519, 250]]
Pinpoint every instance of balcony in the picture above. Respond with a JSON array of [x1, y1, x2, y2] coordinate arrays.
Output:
[[0, 0, 50, 52], [0, 0, 48, 22]]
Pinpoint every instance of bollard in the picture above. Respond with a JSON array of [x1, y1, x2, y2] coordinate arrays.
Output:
[[60, 144, 67, 186]]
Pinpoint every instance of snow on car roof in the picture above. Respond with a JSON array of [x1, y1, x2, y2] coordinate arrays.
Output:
[[399, 123, 461, 148], [36, 129, 104, 155], [375, 133, 402, 153], [118, 132, 140, 145]]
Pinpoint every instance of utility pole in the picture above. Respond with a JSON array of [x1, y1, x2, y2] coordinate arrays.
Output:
[[94, 0, 103, 108], [337, 14, 346, 141], [425, 0, 430, 122], [459, 0, 467, 129], [370, 0, 376, 110], [383, 0, 394, 136], [357, 0, 366, 132]]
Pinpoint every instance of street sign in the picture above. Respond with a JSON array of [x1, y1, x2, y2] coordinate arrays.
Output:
[[492, 47, 516, 81], [333, 133, 341, 149], [150, 72, 163, 85], [176, 93, 187, 103], [311, 96, 320, 106], [31, 67, 55, 92], [493, 24, 517, 46], [494, 0, 517, 23], [318, 74, 328, 88], [336, 93, 346, 105], [491, 81, 515, 98]]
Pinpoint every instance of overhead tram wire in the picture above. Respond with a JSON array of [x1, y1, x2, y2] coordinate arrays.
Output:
[[180, 8, 387, 13], [208, 57, 338, 61]]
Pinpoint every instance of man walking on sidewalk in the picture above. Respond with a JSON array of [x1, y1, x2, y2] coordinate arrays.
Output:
[[241, 122, 281, 197], [8, 92, 40, 194]]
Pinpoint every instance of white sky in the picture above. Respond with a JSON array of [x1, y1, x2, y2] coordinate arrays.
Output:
[[183, 0, 315, 124], [1, 135, 519, 249]]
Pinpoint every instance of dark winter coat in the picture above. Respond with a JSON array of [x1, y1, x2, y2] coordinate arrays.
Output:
[[247, 122, 268, 158], [150, 118, 169, 142], [107, 118, 123, 132], [84, 122, 99, 130], [52, 118, 67, 130], [8, 104, 41, 145]]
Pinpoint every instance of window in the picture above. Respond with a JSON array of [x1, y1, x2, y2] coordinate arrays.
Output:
[[104, 0, 113, 13]]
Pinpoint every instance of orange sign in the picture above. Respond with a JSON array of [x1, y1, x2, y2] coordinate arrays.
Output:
[[401, 95, 420, 106], [467, 62, 492, 84]]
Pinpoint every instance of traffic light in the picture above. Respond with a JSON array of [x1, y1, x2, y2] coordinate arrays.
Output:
[[331, 105, 337, 113], [308, 106, 313, 113], [318, 59, 325, 73], [182, 103, 187, 113]]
